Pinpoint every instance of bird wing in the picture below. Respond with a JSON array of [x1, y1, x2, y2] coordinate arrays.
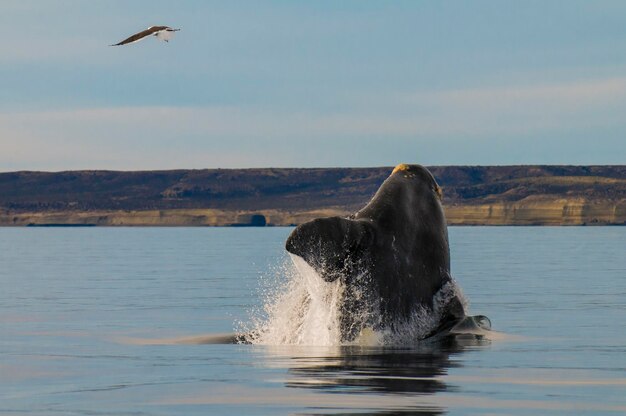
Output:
[[111, 26, 166, 46]]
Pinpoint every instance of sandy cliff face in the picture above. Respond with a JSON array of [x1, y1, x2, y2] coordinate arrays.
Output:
[[2, 198, 624, 226], [0, 208, 350, 227], [444, 197, 626, 225]]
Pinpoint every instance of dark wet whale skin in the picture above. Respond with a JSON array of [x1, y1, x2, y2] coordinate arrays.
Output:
[[286, 164, 467, 341]]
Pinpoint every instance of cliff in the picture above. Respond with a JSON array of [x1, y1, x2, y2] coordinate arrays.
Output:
[[1, 166, 625, 226]]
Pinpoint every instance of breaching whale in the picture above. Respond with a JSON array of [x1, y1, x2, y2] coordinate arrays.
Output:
[[285, 164, 489, 343]]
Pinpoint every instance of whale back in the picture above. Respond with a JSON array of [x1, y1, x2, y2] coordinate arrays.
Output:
[[355, 164, 452, 319]]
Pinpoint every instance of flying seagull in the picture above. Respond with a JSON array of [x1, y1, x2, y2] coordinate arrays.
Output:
[[111, 26, 180, 46]]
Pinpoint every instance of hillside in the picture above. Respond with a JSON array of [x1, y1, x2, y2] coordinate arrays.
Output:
[[1, 166, 625, 226]]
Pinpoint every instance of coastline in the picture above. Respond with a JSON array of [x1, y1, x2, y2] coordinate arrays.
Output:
[[3, 198, 625, 226], [2, 165, 625, 226]]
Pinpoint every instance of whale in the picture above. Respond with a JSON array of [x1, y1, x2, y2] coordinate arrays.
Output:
[[285, 164, 488, 342]]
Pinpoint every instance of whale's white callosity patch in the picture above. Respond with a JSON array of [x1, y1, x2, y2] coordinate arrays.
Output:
[[243, 254, 467, 346]]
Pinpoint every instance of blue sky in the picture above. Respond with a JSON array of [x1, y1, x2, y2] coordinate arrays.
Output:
[[1, 0, 625, 170]]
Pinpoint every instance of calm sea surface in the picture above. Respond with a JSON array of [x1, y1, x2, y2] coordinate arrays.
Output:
[[1, 227, 625, 415]]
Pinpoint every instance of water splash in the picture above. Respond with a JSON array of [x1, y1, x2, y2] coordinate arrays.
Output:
[[243, 255, 344, 345], [243, 254, 468, 347]]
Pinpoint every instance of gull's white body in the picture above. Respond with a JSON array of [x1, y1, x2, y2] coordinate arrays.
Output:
[[155, 29, 175, 42]]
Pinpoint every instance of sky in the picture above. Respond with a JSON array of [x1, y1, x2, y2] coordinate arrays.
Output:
[[1, 0, 626, 171]]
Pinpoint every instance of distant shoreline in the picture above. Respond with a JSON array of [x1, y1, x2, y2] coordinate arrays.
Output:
[[2, 165, 625, 226], [3, 205, 624, 227]]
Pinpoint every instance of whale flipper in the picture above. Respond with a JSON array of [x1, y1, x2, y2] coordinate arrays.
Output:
[[286, 217, 375, 283]]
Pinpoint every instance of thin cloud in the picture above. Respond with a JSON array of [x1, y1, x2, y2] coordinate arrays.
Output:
[[421, 77, 626, 109], [4, 76, 625, 136], [1, 77, 625, 169]]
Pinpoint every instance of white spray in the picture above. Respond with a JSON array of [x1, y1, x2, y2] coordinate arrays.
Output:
[[243, 254, 467, 347]]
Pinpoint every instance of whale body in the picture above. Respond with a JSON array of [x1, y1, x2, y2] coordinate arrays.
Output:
[[285, 164, 478, 342]]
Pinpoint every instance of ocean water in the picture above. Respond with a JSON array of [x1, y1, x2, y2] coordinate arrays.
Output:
[[1, 227, 625, 415]]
